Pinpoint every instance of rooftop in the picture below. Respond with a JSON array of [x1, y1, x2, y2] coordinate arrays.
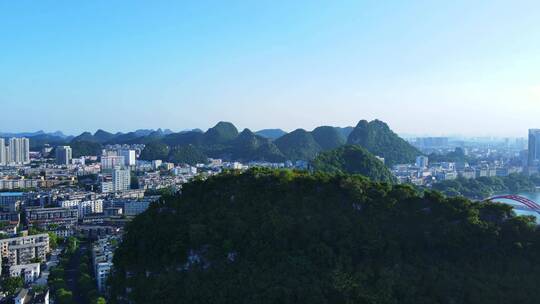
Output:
[[0, 192, 24, 197]]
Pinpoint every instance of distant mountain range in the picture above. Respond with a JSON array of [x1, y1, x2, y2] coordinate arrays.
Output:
[[1, 120, 420, 166], [0, 130, 71, 139]]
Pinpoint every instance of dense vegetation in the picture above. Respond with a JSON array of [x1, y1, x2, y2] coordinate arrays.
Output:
[[274, 129, 322, 161], [432, 174, 540, 199], [311, 126, 346, 150], [311, 145, 396, 183], [110, 169, 540, 304], [347, 120, 421, 166], [139, 142, 169, 161], [71, 140, 103, 158], [168, 145, 208, 165]]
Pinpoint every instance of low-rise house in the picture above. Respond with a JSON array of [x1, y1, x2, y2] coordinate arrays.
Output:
[[9, 263, 41, 283]]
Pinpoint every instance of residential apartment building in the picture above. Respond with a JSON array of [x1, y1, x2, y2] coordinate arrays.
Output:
[[119, 149, 136, 167], [25, 207, 78, 229], [113, 168, 130, 192], [59, 199, 103, 218], [55, 146, 72, 166], [0, 192, 24, 212], [101, 155, 125, 170], [0, 234, 50, 266], [6, 137, 30, 165], [0, 138, 5, 165], [0, 178, 41, 190]]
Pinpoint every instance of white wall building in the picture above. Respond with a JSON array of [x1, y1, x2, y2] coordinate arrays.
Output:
[[9, 263, 41, 283], [0, 138, 6, 165], [119, 149, 136, 167], [6, 138, 30, 165], [101, 156, 125, 170], [59, 199, 103, 218], [113, 168, 130, 192], [80, 199, 104, 217]]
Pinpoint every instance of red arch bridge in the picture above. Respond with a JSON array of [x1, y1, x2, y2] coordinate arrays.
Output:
[[486, 195, 540, 215]]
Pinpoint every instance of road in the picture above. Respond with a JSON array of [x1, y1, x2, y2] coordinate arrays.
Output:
[[65, 243, 88, 304]]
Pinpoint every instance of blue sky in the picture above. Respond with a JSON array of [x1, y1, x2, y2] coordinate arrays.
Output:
[[1, 0, 539, 136]]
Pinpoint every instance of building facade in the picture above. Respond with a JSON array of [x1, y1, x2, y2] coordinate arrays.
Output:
[[529, 129, 540, 167], [55, 146, 73, 166], [6, 137, 30, 165], [0, 138, 5, 165], [25, 207, 78, 229], [101, 156, 125, 170], [0, 234, 50, 266], [119, 149, 136, 167], [112, 168, 130, 192]]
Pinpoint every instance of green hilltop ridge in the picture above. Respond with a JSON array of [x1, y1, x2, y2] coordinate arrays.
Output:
[[347, 119, 421, 166], [312, 145, 396, 183], [228, 129, 285, 162], [109, 169, 540, 304], [93, 129, 117, 143], [71, 131, 96, 143], [311, 126, 346, 150], [254, 128, 287, 140], [274, 129, 322, 161], [203, 121, 239, 145]]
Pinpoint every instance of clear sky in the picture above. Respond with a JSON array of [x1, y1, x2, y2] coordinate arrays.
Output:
[[1, 0, 539, 136]]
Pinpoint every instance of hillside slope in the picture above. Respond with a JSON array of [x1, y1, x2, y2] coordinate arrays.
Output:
[[110, 169, 540, 304], [347, 120, 421, 166], [311, 145, 396, 182]]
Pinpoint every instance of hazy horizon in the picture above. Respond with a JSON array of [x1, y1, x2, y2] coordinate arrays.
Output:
[[1, 1, 539, 137], [0, 122, 531, 140]]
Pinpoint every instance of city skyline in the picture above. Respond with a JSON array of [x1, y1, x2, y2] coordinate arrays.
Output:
[[2, 1, 540, 136]]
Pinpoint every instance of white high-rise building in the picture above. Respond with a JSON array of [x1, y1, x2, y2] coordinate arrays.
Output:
[[112, 168, 130, 192], [119, 149, 136, 167], [101, 155, 125, 170], [7, 138, 30, 165], [55, 146, 73, 166], [0, 138, 6, 165]]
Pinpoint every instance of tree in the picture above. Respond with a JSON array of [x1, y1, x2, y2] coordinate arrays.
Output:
[[130, 175, 140, 189], [66, 237, 78, 253], [55, 288, 73, 304], [1, 277, 23, 295], [48, 232, 59, 249], [311, 145, 397, 183], [78, 273, 94, 294], [140, 142, 169, 161], [92, 297, 107, 304]]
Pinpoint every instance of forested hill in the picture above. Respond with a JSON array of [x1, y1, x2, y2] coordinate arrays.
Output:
[[311, 145, 396, 183], [347, 119, 421, 166], [110, 169, 540, 304]]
